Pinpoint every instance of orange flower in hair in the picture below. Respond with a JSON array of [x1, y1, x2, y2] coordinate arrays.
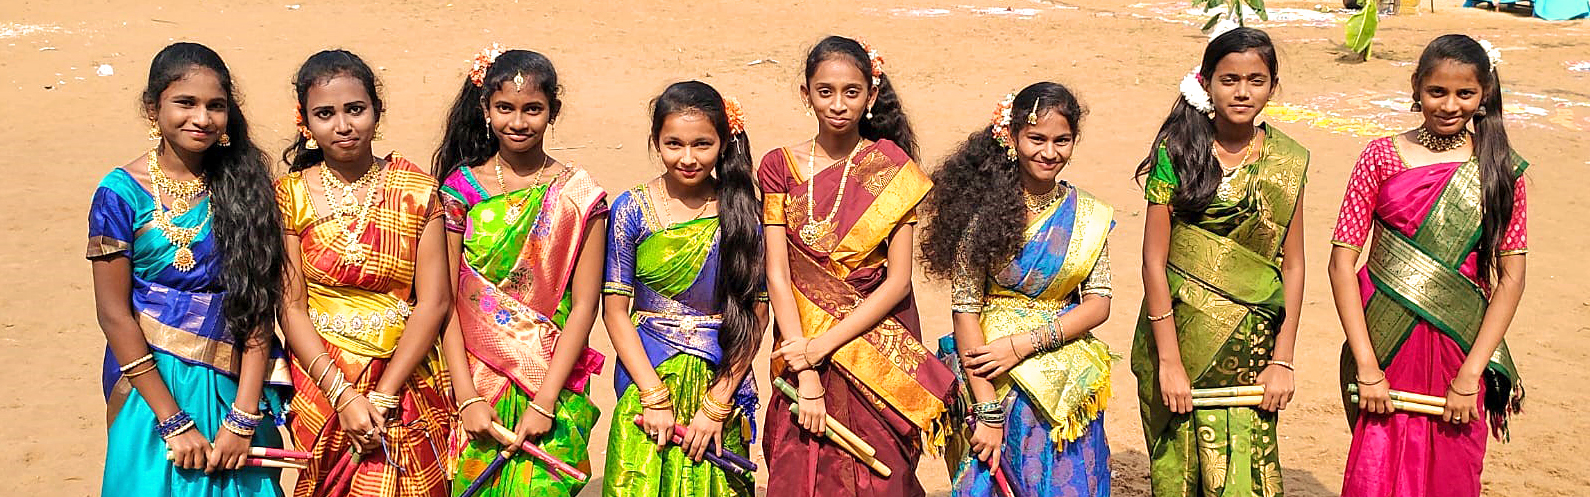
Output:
[[723, 96, 746, 135], [469, 43, 505, 87], [857, 39, 885, 86]]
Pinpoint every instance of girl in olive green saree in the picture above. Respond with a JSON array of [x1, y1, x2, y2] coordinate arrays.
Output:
[[1131, 27, 1308, 497]]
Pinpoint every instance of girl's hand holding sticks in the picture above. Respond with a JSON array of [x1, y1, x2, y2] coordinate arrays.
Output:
[[1354, 368, 1394, 415], [458, 397, 513, 445], [681, 409, 725, 463], [512, 398, 557, 449], [968, 421, 1003, 464], [1159, 366, 1194, 414], [165, 427, 210, 471], [795, 371, 827, 434], [336, 392, 384, 453], [641, 404, 676, 451], [1256, 363, 1295, 412], [1443, 373, 1483, 425], [206, 428, 251, 474]]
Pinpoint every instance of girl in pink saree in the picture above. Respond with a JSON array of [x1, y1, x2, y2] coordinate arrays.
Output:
[[1329, 35, 1529, 497]]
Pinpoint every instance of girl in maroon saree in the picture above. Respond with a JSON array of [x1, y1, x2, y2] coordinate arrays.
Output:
[[760, 36, 955, 497], [1329, 35, 1529, 497]]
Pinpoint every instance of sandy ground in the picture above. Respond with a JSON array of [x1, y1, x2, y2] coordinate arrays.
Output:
[[2, 0, 1587, 495]]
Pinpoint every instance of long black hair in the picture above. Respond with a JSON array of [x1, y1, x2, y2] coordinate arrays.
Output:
[[432, 49, 561, 180], [1413, 34, 1519, 283], [648, 81, 764, 383], [142, 42, 283, 346], [803, 36, 919, 161], [282, 50, 384, 172], [920, 82, 1086, 280], [1134, 27, 1278, 214]]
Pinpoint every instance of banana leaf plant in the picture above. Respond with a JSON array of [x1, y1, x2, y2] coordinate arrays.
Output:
[[1344, 4, 1379, 60], [1195, 0, 1269, 29]]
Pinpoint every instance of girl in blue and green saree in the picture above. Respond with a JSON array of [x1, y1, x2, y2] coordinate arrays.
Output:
[[1130, 27, 1309, 497], [601, 81, 766, 497], [921, 82, 1115, 496], [89, 42, 290, 497], [435, 48, 609, 497]]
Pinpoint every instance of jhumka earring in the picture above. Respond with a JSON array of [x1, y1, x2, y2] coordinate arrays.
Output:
[[300, 127, 318, 150], [1410, 101, 1423, 112], [148, 122, 161, 140], [217, 133, 231, 147]]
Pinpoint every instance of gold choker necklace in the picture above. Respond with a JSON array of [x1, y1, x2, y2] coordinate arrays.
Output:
[[1022, 183, 1061, 213], [1416, 128, 1468, 152]]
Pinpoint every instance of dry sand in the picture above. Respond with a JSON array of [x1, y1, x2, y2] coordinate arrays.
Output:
[[2, 0, 1587, 495]]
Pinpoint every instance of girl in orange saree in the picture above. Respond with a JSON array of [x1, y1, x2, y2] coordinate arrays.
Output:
[[275, 51, 454, 497], [762, 36, 955, 497]]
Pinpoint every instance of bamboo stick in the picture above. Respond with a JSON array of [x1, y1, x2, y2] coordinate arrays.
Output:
[[1350, 395, 1446, 416], [1190, 385, 1266, 399], [786, 404, 892, 477], [771, 377, 877, 456], [489, 423, 589, 480], [1346, 384, 1447, 407], [1191, 395, 1264, 407]]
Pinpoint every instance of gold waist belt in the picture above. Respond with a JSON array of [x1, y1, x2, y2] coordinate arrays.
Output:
[[309, 300, 413, 343]]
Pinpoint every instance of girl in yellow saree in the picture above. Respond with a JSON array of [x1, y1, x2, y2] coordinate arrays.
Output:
[[1131, 27, 1308, 497]]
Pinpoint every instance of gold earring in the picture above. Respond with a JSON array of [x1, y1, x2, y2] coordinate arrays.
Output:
[[218, 133, 231, 147], [148, 122, 161, 140], [300, 127, 318, 150], [1410, 101, 1422, 112], [373, 128, 384, 141]]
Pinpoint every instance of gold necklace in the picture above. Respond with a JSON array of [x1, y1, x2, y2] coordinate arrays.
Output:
[[1416, 127, 1468, 152], [145, 150, 208, 272], [1212, 130, 1261, 200], [799, 139, 862, 247], [1022, 182, 1062, 213], [650, 181, 715, 227], [319, 161, 382, 218], [494, 155, 554, 222], [147, 148, 206, 215], [318, 161, 384, 265]]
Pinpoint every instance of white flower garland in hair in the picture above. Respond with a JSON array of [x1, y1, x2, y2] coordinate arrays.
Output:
[[1179, 66, 1214, 114], [1477, 38, 1502, 70]]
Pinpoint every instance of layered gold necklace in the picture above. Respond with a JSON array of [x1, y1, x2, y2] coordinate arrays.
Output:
[[1022, 182, 1062, 213], [494, 155, 555, 223], [1416, 127, 1468, 152], [799, 139, 863, 247], [146, 149, 208, 272], [318, 161, 384, 265]]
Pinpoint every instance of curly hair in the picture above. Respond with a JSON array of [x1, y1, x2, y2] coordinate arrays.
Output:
[[920, 82, 1086, 280]]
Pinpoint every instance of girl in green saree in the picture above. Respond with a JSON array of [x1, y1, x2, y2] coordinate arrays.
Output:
[[434, 48, 609, 497], [601, 81, 766, 497], [1131, 27, 1309, 497]]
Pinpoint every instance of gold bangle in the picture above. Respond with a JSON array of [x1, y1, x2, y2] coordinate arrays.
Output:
[[1448, 381, 1480, 397], [1268, 360, 1295, 371], [701, 395, 734, 423], [304, 352, 330, 378], [1356, 373, 1387, 386], [334, 391, 361, 412], [119, 353, 156, 373], [528, 400, 555, 420], [456, 396, 488, 413], [367, 391, 400, 410], [638, 384, 672, 409], [123, 363, 159, 378], [1147, 309, 1174, 322], [799, 389, 826, 400]]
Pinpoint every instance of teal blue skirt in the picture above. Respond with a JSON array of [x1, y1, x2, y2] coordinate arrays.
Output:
[[103, 352, 286, 497]]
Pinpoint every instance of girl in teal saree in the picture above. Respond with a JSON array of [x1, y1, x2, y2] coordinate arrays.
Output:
[[601, 81, 765, 497]]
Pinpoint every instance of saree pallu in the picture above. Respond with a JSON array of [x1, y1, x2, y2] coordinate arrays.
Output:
[[1130, 124, 1308, 497], [276, 154, 454, 497], [1334, 138, 1529, 497], [440, 165, 608, 496], [90, 168, 291, 497], [936, 184, 1116, 496], [757, 139, 956, 496]]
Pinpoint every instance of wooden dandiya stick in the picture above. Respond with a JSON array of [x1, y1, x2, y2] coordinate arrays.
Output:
[[992, 464, 1016, 497], [771, 377, 877, 457], [786, 404, 893, 477], [665, 421, 757, 471], [1190, 385, 1266, 399], [1346, 384, 1447, 407], [167, 446, 313, 461], [628, 416, 748, 475], [1191, 395, 1264, 408], [1349, 395, 1446, 416], [489, 422, 589, 481], [458, 450, 513, 497], [246, 457, 309, 470]]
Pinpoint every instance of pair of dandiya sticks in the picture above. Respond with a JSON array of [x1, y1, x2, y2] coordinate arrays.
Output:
[[1192, 385, 1447, 416], [164, 447, 312, 470], [773, 378, 1019, 496], [454, 423, 592, 497]]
